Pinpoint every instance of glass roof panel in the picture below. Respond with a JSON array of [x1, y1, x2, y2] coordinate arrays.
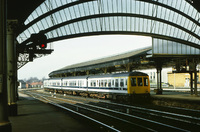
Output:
[[17, 0, 200, 52]]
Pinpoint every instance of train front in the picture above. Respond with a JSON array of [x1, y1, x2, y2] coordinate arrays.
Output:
[[127, 72, 150, 98]]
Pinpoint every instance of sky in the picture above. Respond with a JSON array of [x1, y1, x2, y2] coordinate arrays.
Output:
[[18, 35, 152, 80]]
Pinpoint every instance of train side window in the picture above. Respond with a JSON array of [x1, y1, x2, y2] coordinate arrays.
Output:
[[97, 80, 99, 87], [104, 80, 107, 87], [101, 80, 103, 87], [115, 79, 118, 87], [90, 81, 93, 87], [131, 78, 136, 86], [99, 80, 101, 87], [144, 77, 149, 86], [108, 79, 111, 87], [137, 78, 143, 86], [120, 79, 124, 87], [112, 79, 114, 87], [125, 78, 127, 85]]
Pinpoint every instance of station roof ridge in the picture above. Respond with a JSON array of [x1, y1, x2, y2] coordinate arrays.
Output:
[[49, 46, 152, 76]]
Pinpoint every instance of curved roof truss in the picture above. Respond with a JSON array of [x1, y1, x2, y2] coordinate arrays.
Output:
[[17, 0, 200, 51]]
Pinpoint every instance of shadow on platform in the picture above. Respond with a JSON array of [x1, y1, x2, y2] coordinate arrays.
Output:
[[9, 94, 95, 132]]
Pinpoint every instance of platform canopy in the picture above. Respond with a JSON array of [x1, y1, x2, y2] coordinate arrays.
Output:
[[49, 47, 153, 77]]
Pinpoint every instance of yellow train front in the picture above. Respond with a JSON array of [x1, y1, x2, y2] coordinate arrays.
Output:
[[126, 72, 150, 100], [127, 72, 150, 94]]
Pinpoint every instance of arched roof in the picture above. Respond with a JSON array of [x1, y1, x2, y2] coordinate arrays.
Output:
[[16, 0, 200, 55]]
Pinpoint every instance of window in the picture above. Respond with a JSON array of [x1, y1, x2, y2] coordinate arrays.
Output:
[[131, 78, 136, 86], [99, 80, 100, 87], [80, 81, 82, 87], [90, 81, 93, 87], [144, 77, 149, 86], [120, 79, 124, 87], [138, 78, 143, 86], [112, 79, 114, 86], [115, 79, 118, 87], [108, 79, 111, 87], [101, 80, 103, 87], [104, 80, 107, 87]]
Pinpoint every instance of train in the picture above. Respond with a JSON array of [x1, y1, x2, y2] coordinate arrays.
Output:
[[43, 72, 150, 100]]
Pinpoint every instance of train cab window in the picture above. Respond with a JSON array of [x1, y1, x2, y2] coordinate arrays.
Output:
[[131, 78, 136, 86], [125, 78, 127, 85], [137, 78, 143, 86], [115, 79, 118, 87], [120, 79, 124, 87], [144, 77, 149, 86]]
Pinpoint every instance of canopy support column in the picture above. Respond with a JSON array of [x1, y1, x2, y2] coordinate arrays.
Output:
[[156, 60, 163, 95], [7, 20, 18, 116], [0, 0, 12, 131]]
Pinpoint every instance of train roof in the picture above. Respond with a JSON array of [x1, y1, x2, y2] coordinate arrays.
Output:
[[47, 75, 88, 80], [46, 72, 148, 81], [62, 75, 88, 80], [88, 72, 148, 79]]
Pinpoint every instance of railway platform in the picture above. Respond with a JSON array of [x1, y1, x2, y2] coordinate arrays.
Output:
[[9, 93, 94, 132], [150, 91, 200, 110]]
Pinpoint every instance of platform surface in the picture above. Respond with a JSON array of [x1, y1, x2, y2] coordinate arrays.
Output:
[[150, 91, 200, 102], [9, 93, 94, 132]]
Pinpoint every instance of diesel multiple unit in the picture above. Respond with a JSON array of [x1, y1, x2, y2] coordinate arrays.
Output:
[[44, 72, 150, 100]]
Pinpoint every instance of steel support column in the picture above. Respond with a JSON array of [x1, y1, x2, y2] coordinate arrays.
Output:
[[7, 20, 18, 116], [189, 59, 198, 96], [156, 61, 163, 95], [190, 72, 194, 95], [194, 69, 198, 96], [0, 0, 12, 131]]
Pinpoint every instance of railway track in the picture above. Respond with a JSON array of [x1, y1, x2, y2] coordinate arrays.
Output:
[[20, 90, 200, 132]]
